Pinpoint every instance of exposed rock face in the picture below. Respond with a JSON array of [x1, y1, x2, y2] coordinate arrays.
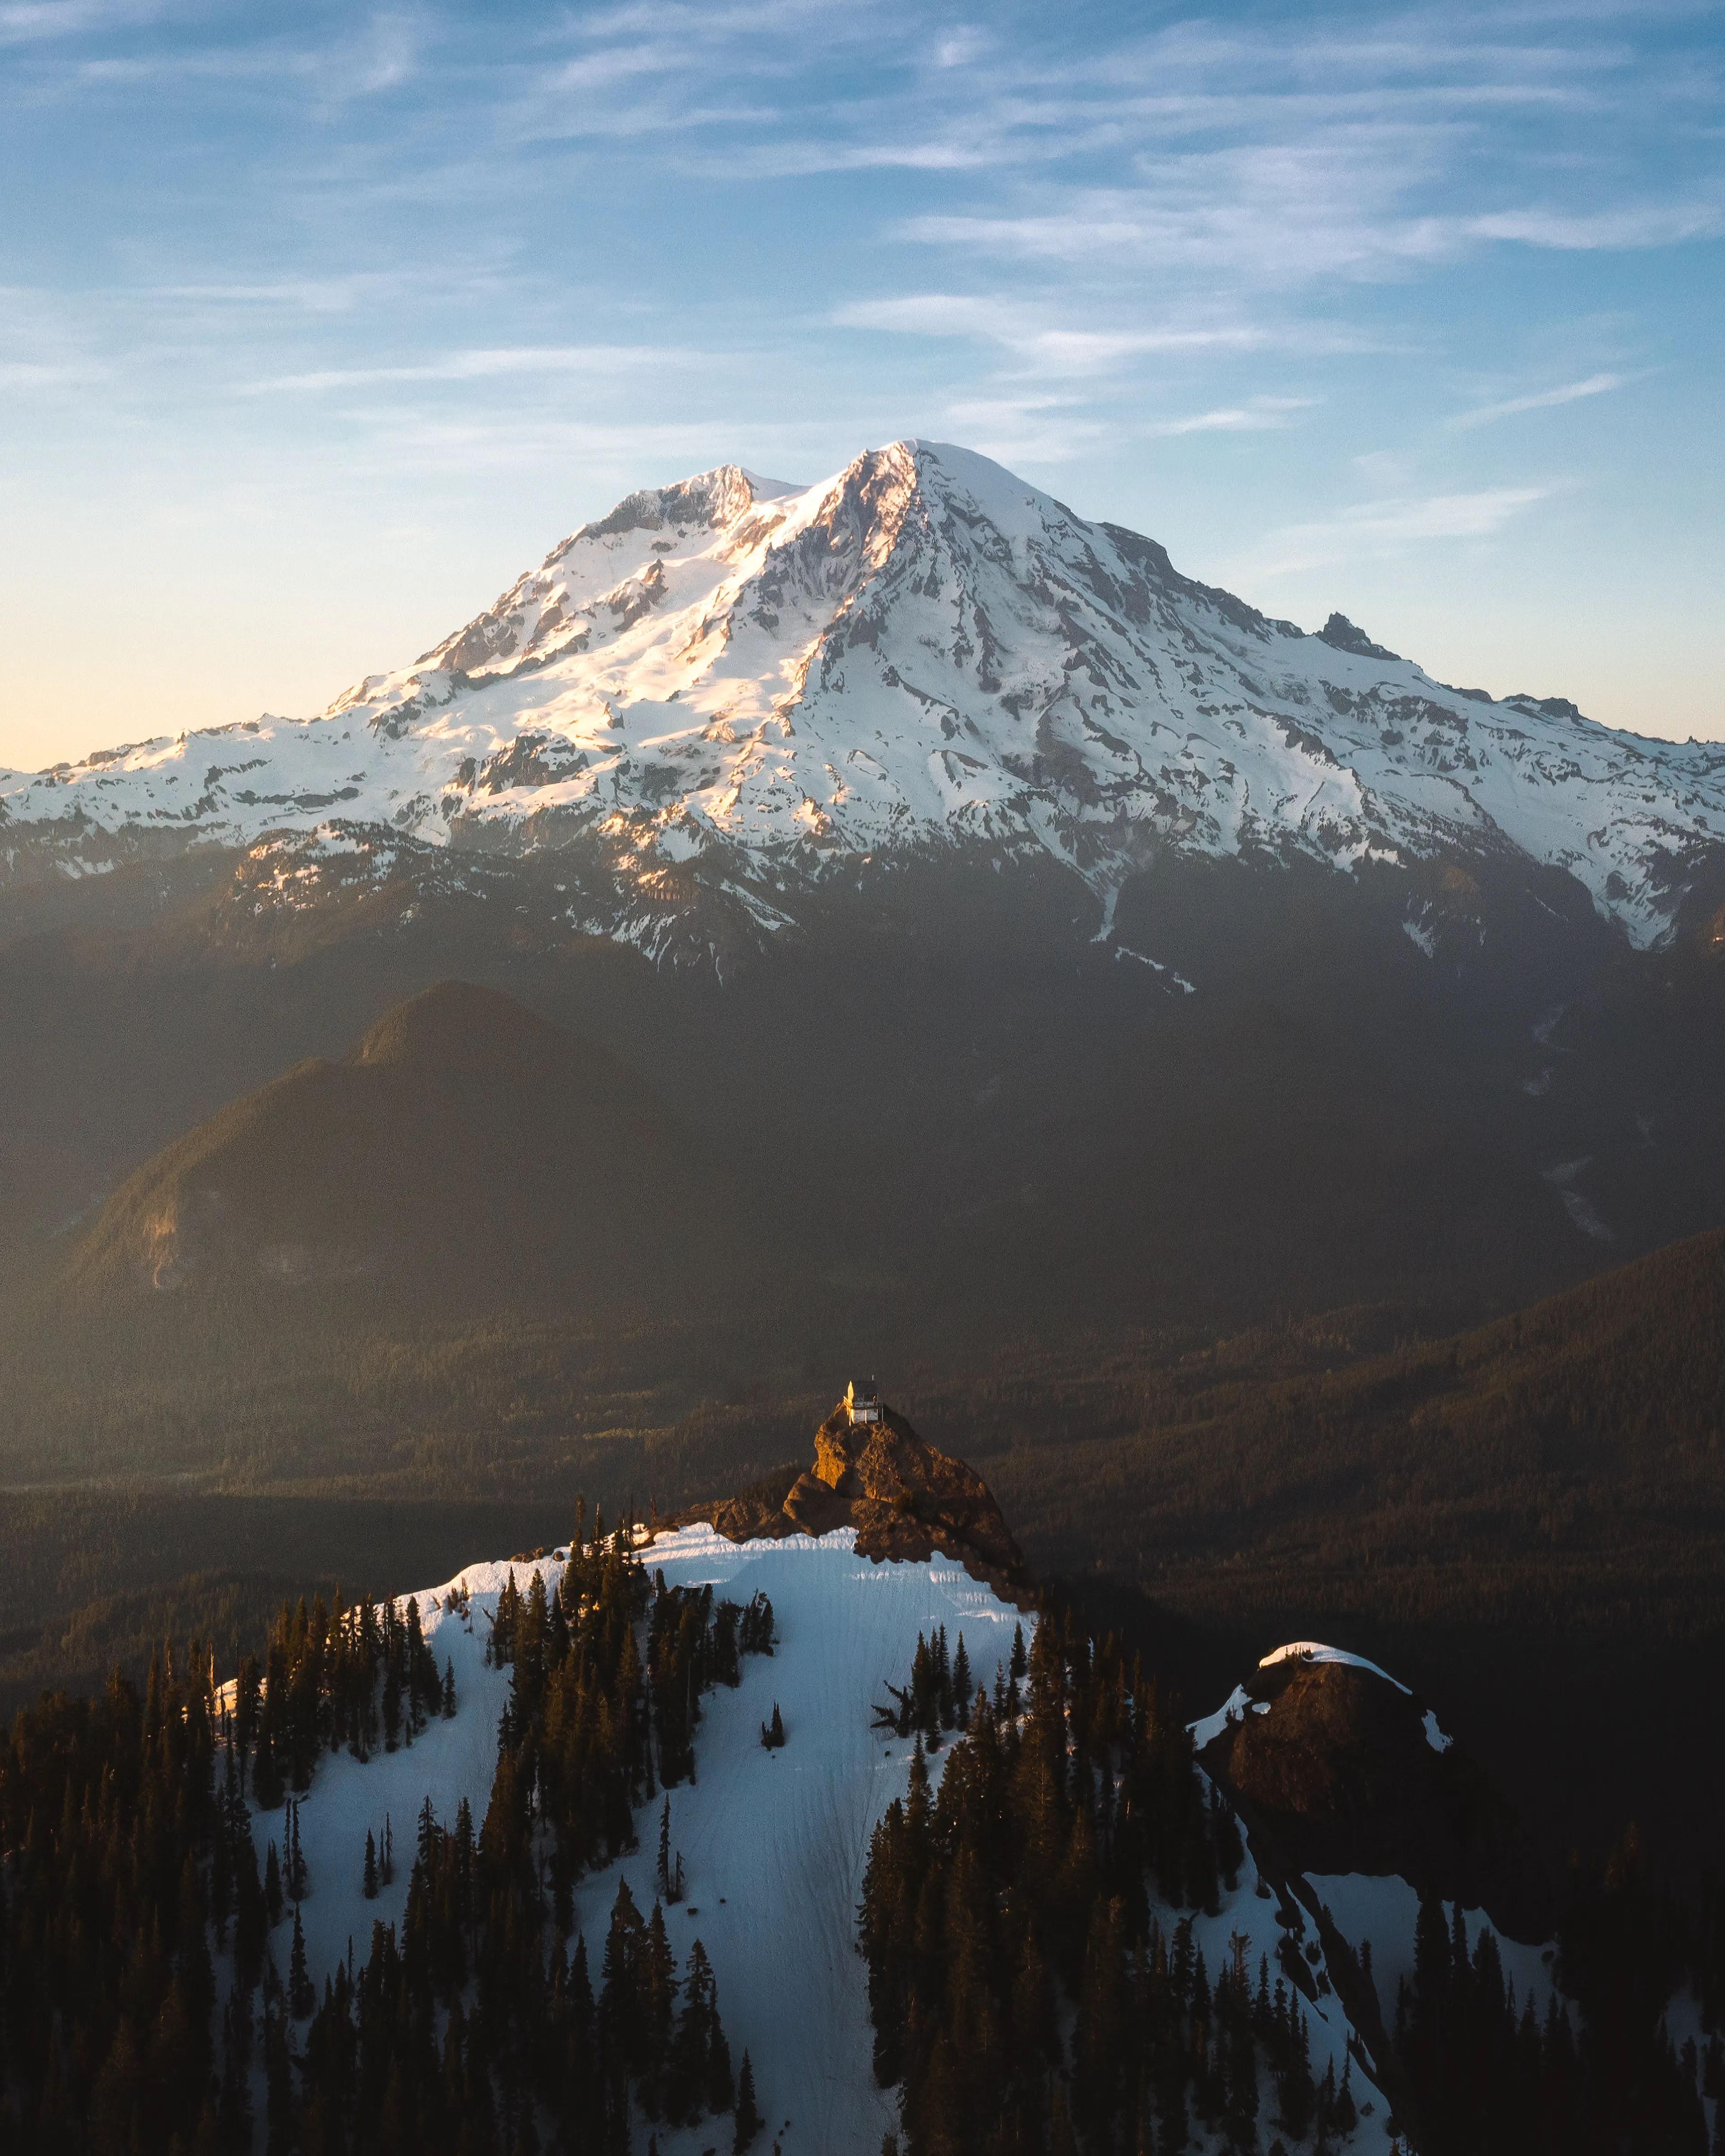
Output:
[[1198, 1654, 1548, 1942], [673, 1399, 1032, 1605]]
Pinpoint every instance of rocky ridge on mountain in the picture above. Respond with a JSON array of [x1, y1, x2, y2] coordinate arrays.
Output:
[[670, 1394, 1033, 1607], [1197, 1647, 1548, 1944]]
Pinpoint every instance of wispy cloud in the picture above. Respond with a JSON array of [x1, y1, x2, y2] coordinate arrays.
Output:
[[248, 345, 694, 393], [0, 0, 163, 46], [1451, 372, 1625, 429], [3, 0, 1723, 750], [1146, 396, 1316, 437], [1465, 201, 1725, 250], [0, 284, 110, 396], [833, 292, 1273, 376], [1241, 486, 1550, 577], [934, 27, 991, 70]]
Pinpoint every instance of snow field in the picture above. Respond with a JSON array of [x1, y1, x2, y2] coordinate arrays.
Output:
[[1181, 1843, 1399, 2155], [1304, 1875, 1560, 2039], [568, 1526, 1026, 2156], [1259, 1643, 1413, 1692], [1188, 1683, 1271, 1750]]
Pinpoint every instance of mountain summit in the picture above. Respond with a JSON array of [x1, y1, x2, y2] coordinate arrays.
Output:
[[9, 440, 1725, 963], [678, 1389, 1031, 1602]]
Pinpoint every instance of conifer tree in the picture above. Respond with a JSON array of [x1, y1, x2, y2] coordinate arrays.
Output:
[[1333, 2055, 1357, 2134], [363, 1829, 378, 1900], [601, 1879, 645, 2068], [418, 1793, 440, 1873], [264, 1999, 295, 2156], [288, 1905, 315, 2019], [287, 1798, 308, 1901], [707, 2005, 735, 2115], [734, 2050, 763, 2150], [640, 1900, 680, 2101]]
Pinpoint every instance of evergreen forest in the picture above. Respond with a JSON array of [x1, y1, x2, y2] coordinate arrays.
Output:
[[0, 1510, 777, 2156], [858, 1613, 1725, 2156]]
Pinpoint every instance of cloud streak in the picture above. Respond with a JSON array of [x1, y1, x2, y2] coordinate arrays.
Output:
[[248, 345, 698, 393], [1242, 486, 1551, 578], [1145, 398, 1317, 437], [1451, 372, 1626, 429]]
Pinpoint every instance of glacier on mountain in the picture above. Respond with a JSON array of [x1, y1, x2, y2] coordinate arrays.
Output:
[[8, 439, 1723, 951]]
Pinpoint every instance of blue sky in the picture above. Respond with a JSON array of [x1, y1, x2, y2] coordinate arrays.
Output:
[[2, 0, 1721, 765]]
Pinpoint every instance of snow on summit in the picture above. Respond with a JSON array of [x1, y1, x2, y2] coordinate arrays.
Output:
[[9, 438, 1724, 949]]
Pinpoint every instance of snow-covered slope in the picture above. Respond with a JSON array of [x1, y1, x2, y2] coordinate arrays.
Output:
[[9, 442, 1725, 954], [260, 1532, 1406, 2155], [261, 1529, 1026, 2155]]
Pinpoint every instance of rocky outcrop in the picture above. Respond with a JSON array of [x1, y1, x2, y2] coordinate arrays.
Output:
[[1198, 1653, 1549, 1943], [670, 1399, 1033, 1607]]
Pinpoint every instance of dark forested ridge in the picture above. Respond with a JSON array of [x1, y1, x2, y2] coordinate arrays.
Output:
[[56, 980, 714, 1314], [858, 1620, 1725, 2156], [971, 1225, 1725, 1879], [9, 857, 1725, 1492]]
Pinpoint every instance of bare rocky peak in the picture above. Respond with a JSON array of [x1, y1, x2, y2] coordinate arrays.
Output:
[[672, 1392, 1032, 1607]]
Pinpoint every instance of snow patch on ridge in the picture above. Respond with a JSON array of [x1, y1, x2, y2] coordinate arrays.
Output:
[[258, 1530, 1412, 2152], [1260, 1641, 1412, 1693], [248, 1552, 567, 2019], [1189, 1683, 1272, 1749]]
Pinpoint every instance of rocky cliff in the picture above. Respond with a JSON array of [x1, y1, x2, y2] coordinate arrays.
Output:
[[670, 1395, 1032, 1606]]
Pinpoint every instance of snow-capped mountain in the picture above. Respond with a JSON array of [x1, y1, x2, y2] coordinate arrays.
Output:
[[9, 439, 1725, 960]]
